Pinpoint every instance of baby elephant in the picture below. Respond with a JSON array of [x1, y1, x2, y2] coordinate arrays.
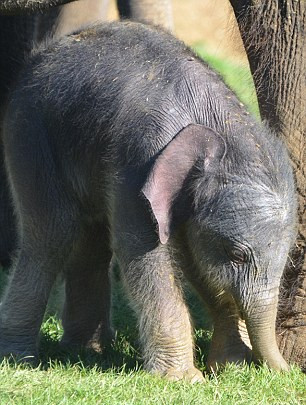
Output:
[[0, 21, 296, 381]]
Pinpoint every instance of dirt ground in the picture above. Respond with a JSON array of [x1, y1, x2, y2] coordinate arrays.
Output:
[[107, 0, 247, 63]]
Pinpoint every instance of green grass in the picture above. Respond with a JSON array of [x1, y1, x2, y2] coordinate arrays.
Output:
[[0, 46, 304, 404], [0, 273, 304, 405], [0, 360, 304, 405]]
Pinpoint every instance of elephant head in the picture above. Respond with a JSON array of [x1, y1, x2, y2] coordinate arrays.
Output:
[[143, 123, 297, 371]]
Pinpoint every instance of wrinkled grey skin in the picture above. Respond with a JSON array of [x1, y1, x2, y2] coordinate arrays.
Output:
[[0, 22, 296, 380]]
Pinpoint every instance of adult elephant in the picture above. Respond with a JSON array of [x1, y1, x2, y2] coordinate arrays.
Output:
[[229, 0, 305, 371]]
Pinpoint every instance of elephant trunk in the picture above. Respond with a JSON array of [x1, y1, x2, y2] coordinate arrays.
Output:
[[244, 296, 289, 371]]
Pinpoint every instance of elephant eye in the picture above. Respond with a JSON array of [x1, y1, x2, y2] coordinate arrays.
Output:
[[223, 243, 248, 265], [229, 248, 248, 264]]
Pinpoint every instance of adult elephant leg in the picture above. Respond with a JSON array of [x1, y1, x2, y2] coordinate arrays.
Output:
[[53, 0, 110, 38], [0, 16, 37, 110], [0, 146, 16, 268], [229, 0, 305, 370], [116, 0, 173, 31], [61, 221, 113, 351], [0, 15, 38, 269]]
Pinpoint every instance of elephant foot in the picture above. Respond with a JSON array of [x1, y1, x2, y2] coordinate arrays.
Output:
[[152, 366, 204, 383]]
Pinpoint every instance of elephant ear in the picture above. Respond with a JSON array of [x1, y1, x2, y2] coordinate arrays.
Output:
[[142, 124, 226, 244]]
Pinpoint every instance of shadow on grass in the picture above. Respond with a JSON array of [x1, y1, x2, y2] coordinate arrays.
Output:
[[38, 327, 141, 373], [38, 308, 212, 375], [38, 327, 212, 374], [37, 287, 213, 374], [1, 266, 213, 374]]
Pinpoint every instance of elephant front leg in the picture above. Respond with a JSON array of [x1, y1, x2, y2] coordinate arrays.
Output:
[[117, 246, 203, 383], [207, 300, 252, 370], [184, 263, 253, 370], [112, 180, 203, 382]]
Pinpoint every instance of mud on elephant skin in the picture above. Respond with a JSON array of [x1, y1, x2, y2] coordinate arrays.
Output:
[[0, 21, 297, 380]]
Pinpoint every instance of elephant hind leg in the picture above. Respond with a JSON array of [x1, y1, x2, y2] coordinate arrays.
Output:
[[0, 202, 79, 362], [60, 220, 113, 352], [0, 119, 80, 361]]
